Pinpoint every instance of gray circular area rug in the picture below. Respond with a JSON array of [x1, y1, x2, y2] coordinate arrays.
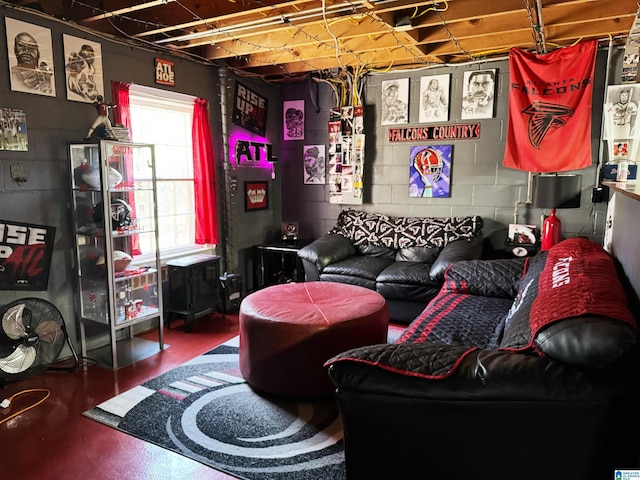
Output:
[[83, 337, 346, 480]]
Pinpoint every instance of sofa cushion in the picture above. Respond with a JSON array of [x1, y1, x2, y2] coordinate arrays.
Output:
[[322, 256, 394, 282], [376, 282, 442, 304], [358, 244, 396, 258], [376, 261, 441, 302], [399, 289, 513, 348], [396, 246, 440, 263], [376, 261, 437, 285], [442, 257, 526, 299]]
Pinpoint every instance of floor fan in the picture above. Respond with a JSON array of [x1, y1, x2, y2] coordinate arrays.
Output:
[[0, 298, 77, 387]]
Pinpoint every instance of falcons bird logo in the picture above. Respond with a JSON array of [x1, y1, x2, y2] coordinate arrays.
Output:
[[522, 101, 574, 149]]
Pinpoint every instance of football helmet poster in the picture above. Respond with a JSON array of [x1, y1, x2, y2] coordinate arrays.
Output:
[[409, 145, 452, 198]]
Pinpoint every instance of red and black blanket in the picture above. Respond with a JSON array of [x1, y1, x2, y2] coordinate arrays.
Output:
[[326, 238, 637, 379]]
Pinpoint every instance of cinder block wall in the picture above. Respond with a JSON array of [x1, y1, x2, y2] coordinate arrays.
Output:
[[281, 48, 621, 251]]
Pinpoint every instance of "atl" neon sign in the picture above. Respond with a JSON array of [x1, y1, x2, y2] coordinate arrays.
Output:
[[233, 139, 277, 167]]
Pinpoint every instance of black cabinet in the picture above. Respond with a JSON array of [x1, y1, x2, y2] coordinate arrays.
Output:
[[166, 254, 221, 331], [252, 239, 313, 291]]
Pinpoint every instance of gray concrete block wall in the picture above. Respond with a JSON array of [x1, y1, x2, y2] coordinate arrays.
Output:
[[282, 50, 620, 251]]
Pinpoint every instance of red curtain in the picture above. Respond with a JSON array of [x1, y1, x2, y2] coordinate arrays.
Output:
[[109, 81, 140, 255], [192, 98, 219, 244], [503, 40, 598, 172], [111, 81, 131, 132]]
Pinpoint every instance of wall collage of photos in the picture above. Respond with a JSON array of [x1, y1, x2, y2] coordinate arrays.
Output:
[[327, 106, 365, 205]]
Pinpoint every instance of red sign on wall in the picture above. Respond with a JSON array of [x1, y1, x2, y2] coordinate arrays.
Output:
[[155, 58, 175, 86], [387, 123, 481, 142]]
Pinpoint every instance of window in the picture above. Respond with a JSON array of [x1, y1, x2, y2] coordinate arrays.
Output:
[[128, 85, 199, 259]]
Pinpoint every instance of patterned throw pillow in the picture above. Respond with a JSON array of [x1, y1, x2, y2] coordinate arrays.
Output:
[[329, 209, 482, 249]]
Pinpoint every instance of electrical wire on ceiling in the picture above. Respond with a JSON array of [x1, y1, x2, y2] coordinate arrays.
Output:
[[322, 0, 346, 73], [411, 1, 449, 19]]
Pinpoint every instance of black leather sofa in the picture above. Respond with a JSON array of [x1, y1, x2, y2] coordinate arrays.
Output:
[[298, 210, 484, 325], [326, 237, 640, 480]]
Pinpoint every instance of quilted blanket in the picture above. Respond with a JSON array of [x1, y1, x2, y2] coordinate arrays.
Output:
[[326, 238, 637, 379]]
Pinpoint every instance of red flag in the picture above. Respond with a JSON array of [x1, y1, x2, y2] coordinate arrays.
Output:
[[503, 40, 598, 172]]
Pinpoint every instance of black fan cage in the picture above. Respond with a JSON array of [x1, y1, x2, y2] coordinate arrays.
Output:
[[0, 298, 67, 383]]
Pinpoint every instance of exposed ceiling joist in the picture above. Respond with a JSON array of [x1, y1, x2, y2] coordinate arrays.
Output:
[[4, 0, 637, 83]]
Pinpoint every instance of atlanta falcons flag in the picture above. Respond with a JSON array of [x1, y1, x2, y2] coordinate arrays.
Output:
[[503, 40, 598, 172]]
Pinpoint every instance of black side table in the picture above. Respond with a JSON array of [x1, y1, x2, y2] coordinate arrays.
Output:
[[166, 254, 221, 331], [253, 239, 313, 291]]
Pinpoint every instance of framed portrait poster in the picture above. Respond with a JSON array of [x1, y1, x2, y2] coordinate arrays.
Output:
[[63, 34, 104, 103], [381, 78, 409, 125], [283, 100, 304, 140], [419, 74, 450, 123], [244, 181, 269, 211], [5, 17, 56, 97], [461, 69, 496, 120], [303, 144, 326, 184]]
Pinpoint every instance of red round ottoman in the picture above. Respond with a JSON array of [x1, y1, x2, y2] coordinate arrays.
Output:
[[239, 281, 388, 398]]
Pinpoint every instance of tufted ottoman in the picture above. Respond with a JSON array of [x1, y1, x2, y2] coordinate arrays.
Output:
[[239, 281, 388, 398]]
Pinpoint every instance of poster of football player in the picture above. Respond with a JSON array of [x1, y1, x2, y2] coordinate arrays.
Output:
[[461, 69, 496, 120], [409, 145, 452, 198], [5, 17, 56, 97], [381, 78, 409, 125], [419, 74, 450, 123], [62, 34, 104, 103], [63, 34, 104, 103], [0, 108, 28, 151]]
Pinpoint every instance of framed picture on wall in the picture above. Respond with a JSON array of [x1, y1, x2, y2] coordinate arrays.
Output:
[[5, 17, 56, 97], [381, 78, 409, 125], [244, 181, 269, 211], [419, 74, 450, 123], [63, 34, 104, 103], [409, 145, 452, 198], [303, 144, 326, 184], [283, 99, 304, 140], [461, 69, 496, 119]]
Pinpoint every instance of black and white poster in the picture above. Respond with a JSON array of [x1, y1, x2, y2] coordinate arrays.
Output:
[[5, 17, 56, 97], [63, 34, 104, 103]]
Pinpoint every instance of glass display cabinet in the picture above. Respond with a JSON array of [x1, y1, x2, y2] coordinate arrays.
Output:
[[67, 140, 164, 369]]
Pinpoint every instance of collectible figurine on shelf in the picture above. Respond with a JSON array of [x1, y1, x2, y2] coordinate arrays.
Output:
[[85, 95, 117, 140]]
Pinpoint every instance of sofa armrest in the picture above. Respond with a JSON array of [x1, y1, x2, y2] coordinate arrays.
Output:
[[429, 235, 484, 281], [327, 342, 638, 402], [297, 234, 356, 278]]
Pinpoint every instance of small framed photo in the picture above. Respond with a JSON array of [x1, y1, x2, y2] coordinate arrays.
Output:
[[244, 181, 269, 212], [507, 224, 537, 245], [281, 222, 299, 241]]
